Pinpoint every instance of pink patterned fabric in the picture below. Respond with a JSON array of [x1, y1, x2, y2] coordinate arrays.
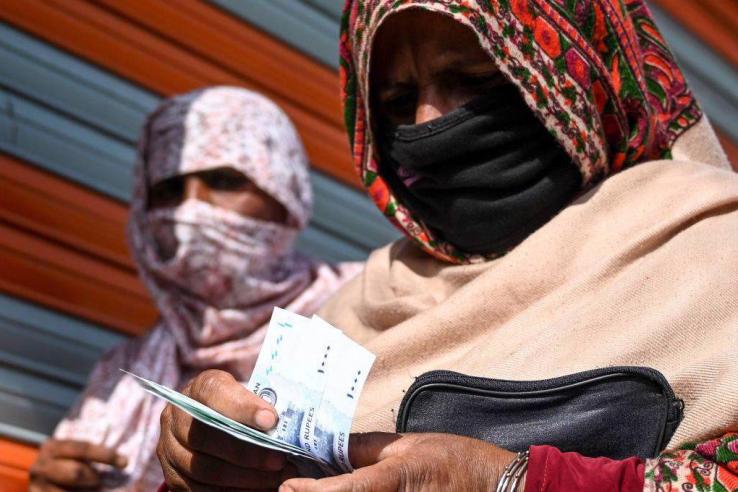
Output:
[[54, 87, 362, 491]]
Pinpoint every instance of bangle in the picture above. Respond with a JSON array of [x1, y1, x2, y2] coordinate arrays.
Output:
[[495, 450, 529, 492]]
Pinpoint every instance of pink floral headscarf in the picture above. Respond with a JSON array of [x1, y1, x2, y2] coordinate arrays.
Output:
[[54, 87, 362, 491]]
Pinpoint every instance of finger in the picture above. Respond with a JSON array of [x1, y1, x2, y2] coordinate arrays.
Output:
[[185, 370, 278, 431], [163, 452, 295, 492], [162, 464, 253, 492], [161, 424, 291, 487], [348, 432, 403, 468], [280, 458, 402, 492], [30, 458, 100, 487], [166, 404, 287, 469], [28, 480, 68, 492], [171, 474, 264, 492], [160, 453, 213, 492], [48, 440, 127, 468]]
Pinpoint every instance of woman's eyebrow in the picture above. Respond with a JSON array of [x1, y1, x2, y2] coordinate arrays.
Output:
[[374, 56, 497, 99], [429, 57, 497, 77]]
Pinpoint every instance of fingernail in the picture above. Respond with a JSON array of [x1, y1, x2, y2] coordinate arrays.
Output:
[[255, 409, 277, 430], [115, 455, 128, 468]]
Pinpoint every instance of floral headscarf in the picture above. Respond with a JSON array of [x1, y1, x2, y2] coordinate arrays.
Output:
[[340, 0, 702, 263], [54, 87, 362, 491], [128, 86, 318, 361]]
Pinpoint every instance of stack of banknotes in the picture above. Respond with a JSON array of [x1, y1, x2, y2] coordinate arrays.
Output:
[[128, 307, 376, 477]]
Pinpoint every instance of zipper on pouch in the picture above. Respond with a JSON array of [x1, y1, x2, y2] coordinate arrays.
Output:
[[397, 366, 684, 455]]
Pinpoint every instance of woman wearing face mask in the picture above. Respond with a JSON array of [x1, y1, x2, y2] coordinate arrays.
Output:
[[28, 87, 362, 492], [157, 2, 738, 492]]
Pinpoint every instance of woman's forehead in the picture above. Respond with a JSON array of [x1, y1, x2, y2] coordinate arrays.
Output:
[[370, 9, 495, 83], [372, 9, 483, 55]]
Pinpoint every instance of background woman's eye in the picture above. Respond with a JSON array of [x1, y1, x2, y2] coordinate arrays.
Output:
[[149, 178, 184, 206], [203, 169, 250, 191]]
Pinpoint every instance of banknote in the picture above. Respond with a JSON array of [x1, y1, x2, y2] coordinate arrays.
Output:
[[247, 309, 340, 448], [310, 334, 375, 473], [127, 307, 375, 477]]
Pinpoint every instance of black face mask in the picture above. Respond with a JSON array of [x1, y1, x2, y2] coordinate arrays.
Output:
[[377, 84, 581, 256]]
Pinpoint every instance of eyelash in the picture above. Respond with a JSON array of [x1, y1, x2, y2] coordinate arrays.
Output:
[[382, 74, 498, 109], [467, 74, 495, 83], [384, 92, 416, 110], [150, 172, 250, 200]]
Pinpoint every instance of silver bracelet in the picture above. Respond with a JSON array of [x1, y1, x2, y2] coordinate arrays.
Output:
[[495, 450, 529, 492]]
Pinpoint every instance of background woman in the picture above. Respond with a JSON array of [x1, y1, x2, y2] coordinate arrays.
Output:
[[158, 2, 738, 491], [29, 87, 361, 491]]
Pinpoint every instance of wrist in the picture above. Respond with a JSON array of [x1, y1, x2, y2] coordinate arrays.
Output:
[[516, 472, 527, 492], [495, 450, 529, 492]]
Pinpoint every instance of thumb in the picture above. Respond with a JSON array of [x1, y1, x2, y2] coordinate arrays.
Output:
[[348, 432, 403, 468]]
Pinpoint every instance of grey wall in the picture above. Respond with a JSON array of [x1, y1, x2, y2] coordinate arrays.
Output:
[[210, 0, 343, 68], [0, 294, 123, 444]]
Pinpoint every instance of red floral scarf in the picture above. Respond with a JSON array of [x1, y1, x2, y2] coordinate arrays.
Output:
[[339, 0, 702, 263]]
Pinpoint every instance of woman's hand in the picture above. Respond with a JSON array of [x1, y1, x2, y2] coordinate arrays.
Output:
[[157, 369, 297, 491], [29, 439, 128, 491], [281, 432, 518, 492]]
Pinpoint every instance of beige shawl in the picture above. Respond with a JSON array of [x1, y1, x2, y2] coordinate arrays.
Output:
[[320, 120, 738, 449]]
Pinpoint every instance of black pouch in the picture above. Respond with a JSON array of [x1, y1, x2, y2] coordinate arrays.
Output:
[[396, 366, 683, 459]]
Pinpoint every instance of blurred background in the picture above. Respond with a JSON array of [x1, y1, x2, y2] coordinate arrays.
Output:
[[0, 1, 735, 489]]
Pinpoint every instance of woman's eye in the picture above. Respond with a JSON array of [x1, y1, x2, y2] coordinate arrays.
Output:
[[204, 171, 250, 191], [382, 92, 417, 120], [456, 71, 505, 92], [459, 73, 498, 89], [149, 178, 184, 205]]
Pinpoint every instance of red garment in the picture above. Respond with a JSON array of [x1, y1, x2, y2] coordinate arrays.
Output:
[[158, 445, 644, 492], [525, 445, 644, 492]]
